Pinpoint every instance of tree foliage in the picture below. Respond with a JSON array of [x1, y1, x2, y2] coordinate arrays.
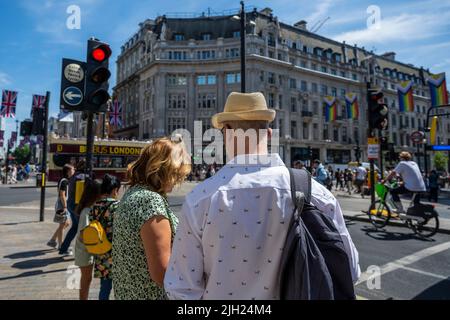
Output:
[[433, 152, 448, 171], [12, 145, 31, 165]]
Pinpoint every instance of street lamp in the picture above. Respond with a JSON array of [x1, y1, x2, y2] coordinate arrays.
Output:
[[231, 1, 256, 93]]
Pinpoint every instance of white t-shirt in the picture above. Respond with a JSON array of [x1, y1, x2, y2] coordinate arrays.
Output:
[[355, 166, 367, 180], [394, 161, 426, 191]]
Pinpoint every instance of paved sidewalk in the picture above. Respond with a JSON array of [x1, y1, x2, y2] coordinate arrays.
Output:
[[0, 182, 197, 300]]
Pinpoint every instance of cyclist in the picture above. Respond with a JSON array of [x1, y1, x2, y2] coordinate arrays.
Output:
[[381, 151, 426, 214]]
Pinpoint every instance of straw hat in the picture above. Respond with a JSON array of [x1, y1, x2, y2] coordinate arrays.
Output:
[[211, 92, 276, 129]]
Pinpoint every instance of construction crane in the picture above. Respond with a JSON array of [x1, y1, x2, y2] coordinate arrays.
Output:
[[310, 16, 330, 33]]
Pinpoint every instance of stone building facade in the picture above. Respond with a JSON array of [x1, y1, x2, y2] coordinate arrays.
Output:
[[113, 7, 449, 167]]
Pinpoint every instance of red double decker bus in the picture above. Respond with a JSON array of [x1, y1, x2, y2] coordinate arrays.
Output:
[[48, 135, 150, 182]]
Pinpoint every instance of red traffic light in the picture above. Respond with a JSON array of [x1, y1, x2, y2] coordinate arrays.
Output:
[[91, 45, 111, 62]]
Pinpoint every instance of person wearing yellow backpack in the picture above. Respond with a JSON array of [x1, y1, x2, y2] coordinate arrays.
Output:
[[88, 174, 121, 300], [74, 179, 102, 300]]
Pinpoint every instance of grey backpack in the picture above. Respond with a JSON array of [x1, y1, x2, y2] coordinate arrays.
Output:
[[279, 168, 356, 300]]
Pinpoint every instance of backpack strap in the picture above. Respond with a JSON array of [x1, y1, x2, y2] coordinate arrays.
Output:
[[288, 168, 312, 220]]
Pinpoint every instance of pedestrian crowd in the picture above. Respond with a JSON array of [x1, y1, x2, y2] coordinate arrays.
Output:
[[0, 163, 32, 184], [42, 91, 446, 300]]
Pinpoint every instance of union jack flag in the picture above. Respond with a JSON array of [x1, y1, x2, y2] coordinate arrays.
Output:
[[31, 95, 46, 116], [109, 100, 122, 127], [1, 90, 18, 118]]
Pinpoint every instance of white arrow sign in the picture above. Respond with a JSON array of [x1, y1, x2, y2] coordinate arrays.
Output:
[[62, 87, 83, 106], [65, 92, 82, 100]]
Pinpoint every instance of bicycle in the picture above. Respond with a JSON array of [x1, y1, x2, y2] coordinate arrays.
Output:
[[367, 182, 440, 237]]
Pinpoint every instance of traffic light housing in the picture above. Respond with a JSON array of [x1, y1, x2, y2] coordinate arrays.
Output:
[[31, 108, 45, 135], [85, 38, 111, 113], [368, 89, 389, 131], [20, 120, 33, 136], [380, 137, 389, 150]]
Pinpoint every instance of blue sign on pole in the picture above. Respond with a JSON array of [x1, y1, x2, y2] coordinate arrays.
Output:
[[62, 87, 83, 107]]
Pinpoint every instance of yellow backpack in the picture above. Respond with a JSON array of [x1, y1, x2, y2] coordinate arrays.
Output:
[[81, 220, 112, 255]]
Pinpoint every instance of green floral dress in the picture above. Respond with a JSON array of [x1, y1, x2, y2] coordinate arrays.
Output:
[[89, 198, 119, 279], [112, 185, 179, 300]]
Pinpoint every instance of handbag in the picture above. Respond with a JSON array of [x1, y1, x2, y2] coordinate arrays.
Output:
[[53, 178, 69, 224]]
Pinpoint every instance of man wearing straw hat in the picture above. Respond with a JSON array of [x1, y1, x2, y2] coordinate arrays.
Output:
[[165, 92, 360, 300]]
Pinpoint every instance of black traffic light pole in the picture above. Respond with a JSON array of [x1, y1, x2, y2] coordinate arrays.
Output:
[[39, 91, 50, 222], [367, 82, 376, 204], [86, 112, 95, 178], [240, 1, 246, 93]]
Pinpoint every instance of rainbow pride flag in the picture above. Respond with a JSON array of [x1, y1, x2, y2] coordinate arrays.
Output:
[[323, 96, 337, 122], [427, 73, 449, 106], [397, 80, 414, 112], [345, 92, 359, 119]]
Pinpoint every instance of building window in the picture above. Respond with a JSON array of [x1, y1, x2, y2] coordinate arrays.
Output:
[[260, 71, 264, 82], [226, 72, 241, 84], [321, 66, 327, 73], [268, 72, 275, 84], [268, 93, 274, 108], [331, 87, 337, 97], [233, 30, 240, 38], [303, 123, 309, 140], [301, 60, 307, 68], [342, 127, 348, 142], [197, 50, 216, 60], [333, 127, 339, 141], [393, 132, 398, 145], [320, 84, 328, 95], [268, 51, 275, 58], [268, 33, 275, 46], [340, 89, 346, 97], [197, 94, 217, 109], [168, 117, 186, 132], [197, 75, 207, 85], [202, 33, 212, 41], [278, 119, 284, 136], [174, 34, 185, 41], [311, 63, 317, 70], [197, 74, 216, 85], [323, 124, 329, 140], [301, 80, 307, 91], [312, 101, 319, 115], [167, 74, 187, 86], [168, 94, 186, 109], [291, 121, 298, 139], [278, 75, 283, 86], [352, 73, 358, 81], [331, 69, 337, 75], [340, 71, 346, 78], [225, 48, 240, 58], [169, 51, 187, 60], [291, 97, 297, 112], [312, 83, 318, 93], [278, 94, 283, 109], [302, 99, 308, 112], [289, 78, 297, 89], [313, 123, 319, 140]]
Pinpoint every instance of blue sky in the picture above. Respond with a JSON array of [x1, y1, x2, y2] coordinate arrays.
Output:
[[1, 0, 450, 141]]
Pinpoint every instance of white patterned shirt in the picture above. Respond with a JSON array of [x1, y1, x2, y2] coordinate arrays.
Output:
[[164, 154, 360, 300]]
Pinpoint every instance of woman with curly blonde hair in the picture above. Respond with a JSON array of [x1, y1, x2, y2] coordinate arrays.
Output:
[[112, 136, 191, 300]]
